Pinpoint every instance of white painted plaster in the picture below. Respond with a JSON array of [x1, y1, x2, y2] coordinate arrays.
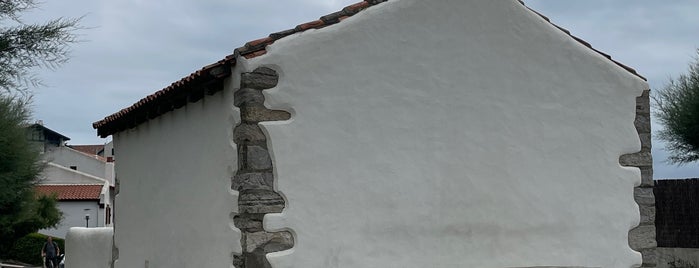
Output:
[[112, 89, 239, 268], [104, 141, 114, 158], [246, 0, 649, 267], [44, 146, 107, 178], [65, 227, 113, 268], [41, 162, 107, 184], [104, 161, 115, 185], [40, 201, 101, 238]]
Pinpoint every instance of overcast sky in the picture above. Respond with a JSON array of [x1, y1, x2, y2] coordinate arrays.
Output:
[[21, 0, 698, 179]]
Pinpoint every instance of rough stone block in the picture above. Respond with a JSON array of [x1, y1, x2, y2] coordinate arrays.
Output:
[[635, 114, 651, 133], [639, 132, 652, 151], [636, 90, 650, 116], [241, 72, 278, 90], [252, 67, 277, 76], [244, 231, 293, 252], [640, 248, 657, 267], [241, 105, 291, 123], [232, 254, 244, 268], [242, 251, 270, 268], [620, 151, 652, 167], [245, 145, 272, 170], [234, 123, 267, 144], [634, 187, 655, 206], [232, 172, 274, 191], [238, 189, 285, 214], [640, 166, 653, 187], [234, 88, 265, 107], [629, 225, 657, 250], [639, 204, 656, 225], [234, 213, 265, 232]]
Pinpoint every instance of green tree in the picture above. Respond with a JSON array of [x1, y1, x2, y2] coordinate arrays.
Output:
[[0, 96, 62, 257], [1, 0, 79, 92], [0, 0, 78, 257], [653, 50, 699, 164]]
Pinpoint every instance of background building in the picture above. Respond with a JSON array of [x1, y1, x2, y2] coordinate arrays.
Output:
[[29, 122, 114, 238]]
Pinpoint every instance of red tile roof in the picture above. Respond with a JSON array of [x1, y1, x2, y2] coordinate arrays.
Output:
[[93, 0, 644, 138], [69, 145, 104, 156], [35, 184, 103, 200], [92, 0, 389, 138], [67, 145, 108, 162]]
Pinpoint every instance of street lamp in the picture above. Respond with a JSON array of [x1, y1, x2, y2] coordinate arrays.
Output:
[[85, 214, 90, 228]]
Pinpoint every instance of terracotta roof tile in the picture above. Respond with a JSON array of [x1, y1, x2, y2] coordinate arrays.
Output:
[[93, 1, 385, 137], [93, 0, 644, 138], [35, 184, 103, 200], [68, 144, 104, 156], [344, 1, 371, 14], [243, 49, 268, 59], [295, 20, 326, 31]]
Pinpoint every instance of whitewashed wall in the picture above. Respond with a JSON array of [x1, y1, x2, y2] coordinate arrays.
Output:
[[243, 0, 649, 267], [41, 163, 106, 184], [112, 89, 239, 268], [45, 146, 107, 178], [66, 227, 114, 268], [40, 201, 101, 238]]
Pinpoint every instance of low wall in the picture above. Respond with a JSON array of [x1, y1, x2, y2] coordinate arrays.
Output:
[[657, 248, 699, 268], [65, 227, 113, 268]]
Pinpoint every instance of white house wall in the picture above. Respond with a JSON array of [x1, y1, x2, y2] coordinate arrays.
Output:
[[44, 146, 107, 179], [244, 0, 648, 267], [112, 90, 238, 268], [66, 227, 114, 268], [41, 163, 107, 184], [40, 201, 101, 238]]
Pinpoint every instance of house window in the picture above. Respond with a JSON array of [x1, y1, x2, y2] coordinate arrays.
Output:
[[70, 166, 77, 170]]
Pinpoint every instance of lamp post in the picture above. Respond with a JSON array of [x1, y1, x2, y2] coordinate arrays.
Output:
[[85, 214, 90, 228]]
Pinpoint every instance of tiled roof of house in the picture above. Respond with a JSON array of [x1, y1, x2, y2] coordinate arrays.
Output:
[[66, 145, 108, 162], [92, 0, 386, 138], [35, 184, 103, 200], [93, 0, 645, 138], [69, 145, 104, 156]]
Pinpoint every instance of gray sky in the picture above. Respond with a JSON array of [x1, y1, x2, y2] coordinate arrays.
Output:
[[22, 0, 698, 179]]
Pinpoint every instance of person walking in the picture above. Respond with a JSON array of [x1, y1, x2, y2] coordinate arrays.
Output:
[[41, 236, 60, 268]]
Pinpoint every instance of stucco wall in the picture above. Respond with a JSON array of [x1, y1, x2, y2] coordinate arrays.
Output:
[[66, 227, 113, 268], [40, 201, 101, 238], [243, 0, 649, 267], [45, 146, 107, 178], [112, 89, 238, 268], [41, 162, 106, 184]]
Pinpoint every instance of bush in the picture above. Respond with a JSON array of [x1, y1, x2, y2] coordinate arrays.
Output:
[[7, 233, 64, 265]]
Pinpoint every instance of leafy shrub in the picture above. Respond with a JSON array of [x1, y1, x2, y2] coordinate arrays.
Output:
[[7, 233, 64, 265]]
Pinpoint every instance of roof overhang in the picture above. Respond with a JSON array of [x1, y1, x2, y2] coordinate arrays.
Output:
[[93, 0, 645, 138]]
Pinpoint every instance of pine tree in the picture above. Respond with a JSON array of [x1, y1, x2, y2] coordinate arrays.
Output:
[[0, 0, 78, 256], [653, 50, 699, 164], [1, 0, 79, 92], [0, 96, 62, 257]]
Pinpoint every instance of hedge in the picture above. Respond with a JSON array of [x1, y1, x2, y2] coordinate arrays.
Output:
[[7, 233, 64, 266]]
